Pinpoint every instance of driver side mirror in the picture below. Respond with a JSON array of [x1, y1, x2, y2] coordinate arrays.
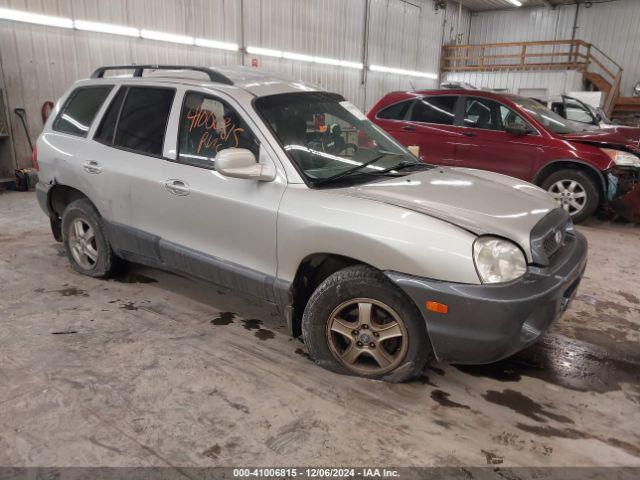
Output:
[[215, 148, 276, 182], [505, 124, 532, 136]]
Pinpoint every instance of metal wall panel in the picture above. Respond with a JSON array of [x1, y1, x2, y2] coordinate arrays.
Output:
[[0, 0, 454, 167], [444, 0, 472, 46], [443, 69, 583, 98]]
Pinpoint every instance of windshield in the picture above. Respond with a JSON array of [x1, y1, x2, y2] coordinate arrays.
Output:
[[513, 97, 577, 134], [255, 92, 425, 186]]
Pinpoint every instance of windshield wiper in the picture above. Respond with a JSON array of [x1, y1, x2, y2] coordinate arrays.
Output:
[[373, 161, 433, 175], [311, 153, 402, 186]]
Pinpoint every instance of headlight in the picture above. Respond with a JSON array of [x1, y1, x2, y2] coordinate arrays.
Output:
[[473, 236, 527, 284], [602, 148, 640, 167]]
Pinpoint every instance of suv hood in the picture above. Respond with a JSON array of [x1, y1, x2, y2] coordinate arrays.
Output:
[[561, 129, 639, 150], [342, 167, 558, 261]]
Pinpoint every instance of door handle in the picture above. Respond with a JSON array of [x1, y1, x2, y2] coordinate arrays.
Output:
[[164, 179, 190, 196], [83, 160, 102, 174], [401, 125, 416, 132], [461, 131, 477, 137]]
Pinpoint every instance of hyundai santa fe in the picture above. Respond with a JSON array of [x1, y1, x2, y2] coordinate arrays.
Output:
[[35, 65, 587, 382], [369, 89, 640, 223]]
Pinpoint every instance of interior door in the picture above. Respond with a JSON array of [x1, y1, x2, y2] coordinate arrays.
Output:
[[139, 90, 286, 298], [453, 96, 540, 180]]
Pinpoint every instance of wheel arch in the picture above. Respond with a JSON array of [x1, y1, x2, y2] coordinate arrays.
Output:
[[532, 160, 606, 202], [47, 184, 102, 241], [287, 253, 373, 337]]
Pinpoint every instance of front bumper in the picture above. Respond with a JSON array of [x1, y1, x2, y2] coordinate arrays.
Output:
[[386, 231, 588, 364], [606, 166, 640, 200]]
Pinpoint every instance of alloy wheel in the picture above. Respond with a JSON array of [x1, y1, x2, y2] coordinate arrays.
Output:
[[68, 218, 98, 270], [548, 179, 587, 216], [326, 298, 408, 376]]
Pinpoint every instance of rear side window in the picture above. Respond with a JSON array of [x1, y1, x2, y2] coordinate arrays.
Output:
[[53, 86, 113, 137], [410, 96, 457, 125], [377, 100, 412, 120], [177, 92, 259, 168], [95, 86, 175, 156]]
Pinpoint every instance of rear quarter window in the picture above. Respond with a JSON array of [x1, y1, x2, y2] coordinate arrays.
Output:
[[52, 86, 113, 137], [377, 100, 412, 120]]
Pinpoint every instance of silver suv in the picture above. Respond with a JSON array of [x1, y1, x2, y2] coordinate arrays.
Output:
[[35, 65, 588, 382]]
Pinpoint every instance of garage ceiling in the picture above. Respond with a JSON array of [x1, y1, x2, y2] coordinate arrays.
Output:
[[456, 0, 578, 11]]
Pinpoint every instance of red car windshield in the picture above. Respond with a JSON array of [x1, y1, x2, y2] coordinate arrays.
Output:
[[513, 97, 577, 135]]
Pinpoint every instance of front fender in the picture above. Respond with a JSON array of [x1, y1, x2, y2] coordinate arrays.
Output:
[[276, 185, 480, 285]]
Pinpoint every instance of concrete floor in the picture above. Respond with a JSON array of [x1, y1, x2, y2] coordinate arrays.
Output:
[[0, 190, 639, 468]]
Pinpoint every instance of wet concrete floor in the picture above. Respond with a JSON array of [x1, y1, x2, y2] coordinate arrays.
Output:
[[0, 191, 638, 467]]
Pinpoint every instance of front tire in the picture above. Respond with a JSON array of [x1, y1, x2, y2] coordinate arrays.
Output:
[[301, 265, 433, 382], [61, 198, 120, 278], [541, 169, 600, 223]]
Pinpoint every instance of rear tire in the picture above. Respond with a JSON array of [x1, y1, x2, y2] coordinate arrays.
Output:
[[61, 199, 120, 278], [541, 169, 600, 223], [301, 265, 433, 382]]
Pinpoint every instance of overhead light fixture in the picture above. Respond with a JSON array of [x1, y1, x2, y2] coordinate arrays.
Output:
[[339, 60, 364, 70], [0, 7, 73, 28], [283, 51, 314, 62], [140, 29, 194, 45], [74, 20, 139, 37], [369, 64, 437, 79], [195, 38, 239, 52], [246, 46, 283, 58], [313, 56, 341, 66], [505, 0, 523, 6]]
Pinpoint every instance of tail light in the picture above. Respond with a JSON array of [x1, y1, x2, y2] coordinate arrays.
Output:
[[32, 145, 39, 171]]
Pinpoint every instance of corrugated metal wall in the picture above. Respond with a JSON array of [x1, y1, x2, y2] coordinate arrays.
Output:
[[0, 0, 454, 168], [443, 70, 584, 98], [443, 0, 472, 46], [467, 0, 640, 98]]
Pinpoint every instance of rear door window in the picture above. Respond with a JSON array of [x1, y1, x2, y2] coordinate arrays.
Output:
[[113, 87, 175, 156], [410, 96, 458, 125], [53, 86, 113, 137], [177, 92, 259, 169], [95, 87, 126, 144], [94, 86, 175, 156]]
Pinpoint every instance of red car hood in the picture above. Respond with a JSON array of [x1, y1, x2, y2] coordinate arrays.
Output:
[[562, 129, 640, 152]]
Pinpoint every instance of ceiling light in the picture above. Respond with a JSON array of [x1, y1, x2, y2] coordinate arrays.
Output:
[[369, 64, 437, 79], [339, 60, 364, 70], [140, 29, 194, 45], [313, 56, 341, 66], [195, 38, 239, 51], [246, 46, 283, 58], [505, 0, 523, 6], [74, 20, 139, 37], [0, 7, 72, 28], [283, 51, 314, 62]]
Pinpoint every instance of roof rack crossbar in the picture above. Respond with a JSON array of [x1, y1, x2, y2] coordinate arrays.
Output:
[[90, 65, 234, 85]]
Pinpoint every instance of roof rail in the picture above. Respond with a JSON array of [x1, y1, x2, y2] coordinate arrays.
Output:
[[90, 65, 234, 85]]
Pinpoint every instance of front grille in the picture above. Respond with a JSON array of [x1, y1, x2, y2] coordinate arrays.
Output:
[[530, 208, 571, 266], [543, 228, 565, 258]]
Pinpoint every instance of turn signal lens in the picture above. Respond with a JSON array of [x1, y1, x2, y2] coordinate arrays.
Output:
[[426, 301, 448, 314]]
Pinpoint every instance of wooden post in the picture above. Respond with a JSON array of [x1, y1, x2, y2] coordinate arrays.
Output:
[[520, 45, 526, 67]]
